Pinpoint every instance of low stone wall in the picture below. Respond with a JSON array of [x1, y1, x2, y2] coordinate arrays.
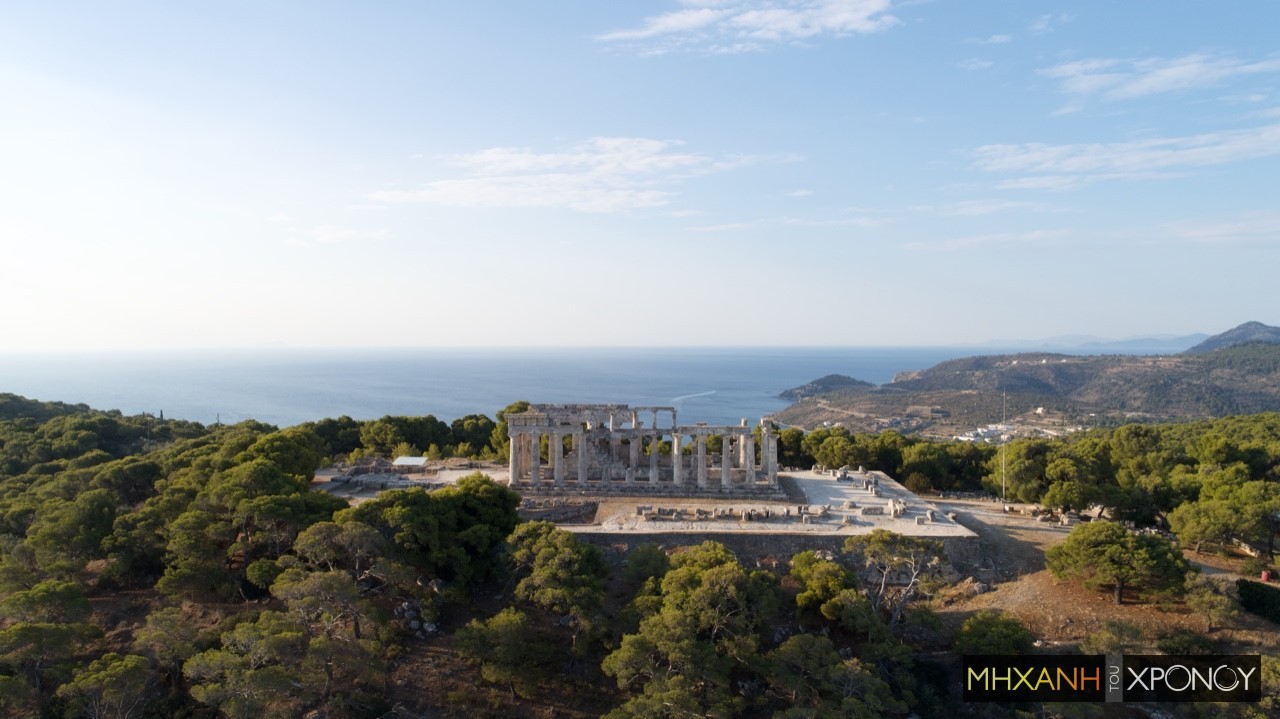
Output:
[[575, 530, 982, 571]]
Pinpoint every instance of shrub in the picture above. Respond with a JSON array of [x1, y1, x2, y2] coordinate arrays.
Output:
[[1156, 628, 1215, 656], [1237, 579, 1280, 623], [953, 610, 1034, 655], [1239, 556, 1272, 579]]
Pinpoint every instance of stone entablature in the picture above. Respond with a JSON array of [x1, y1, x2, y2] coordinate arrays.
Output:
[[507, 403, 778, 496]]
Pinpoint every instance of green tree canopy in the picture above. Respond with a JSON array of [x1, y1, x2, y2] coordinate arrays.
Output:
[[508, 521, 607, 622], [601, 542, 780, 719], [340, 472, 520, 587], [1046, 521, 1194, 604], [952, 610, 1034, 655], [455, 607, 550, 699], [844, 530, 943, 625], [55, 652, 153, 719], [790, 550, 856, 616]]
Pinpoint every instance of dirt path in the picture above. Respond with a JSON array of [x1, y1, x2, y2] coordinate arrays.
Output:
[[933, 499, 1069, 580], [929, 498, 1280, 652]]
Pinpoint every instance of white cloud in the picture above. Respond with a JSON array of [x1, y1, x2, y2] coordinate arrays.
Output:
[[906, 228, 1071, 251], [973, 124, 1280, 188], [374, 176, 669, 214], [688, 221, 755, 233], [958, 58, 993, 71], [371, 137, 763, 214], [992, 175, 1090, 191], [1152, 211, 1280, 246], [967, 34, 1011, 45], [916, 199, 1048, 216], [598, 0, 898, 54], [597, 8, 727, 41], [1043, 53, 1280, 100], [1028, 13, 1069, 34], [786, 188, 814, 197], [687, 213, 885, 232], [780, 215, 884, 227]]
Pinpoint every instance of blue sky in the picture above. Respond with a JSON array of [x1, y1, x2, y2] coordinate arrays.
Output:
[[3, 1, 1278, 351]]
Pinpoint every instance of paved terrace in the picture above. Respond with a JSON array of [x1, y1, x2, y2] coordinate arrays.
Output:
[[313, 463, 975, 540], [562, 469, 976, 539]]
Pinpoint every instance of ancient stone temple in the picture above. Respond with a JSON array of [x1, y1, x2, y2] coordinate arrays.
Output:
[[507, 404, 779, 496]]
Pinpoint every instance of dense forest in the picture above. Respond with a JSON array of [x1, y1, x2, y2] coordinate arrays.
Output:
[[0, 392, 1276, 718]]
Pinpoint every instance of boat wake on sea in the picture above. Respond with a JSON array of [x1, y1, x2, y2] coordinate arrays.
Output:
[[671, 390, 716, 404]]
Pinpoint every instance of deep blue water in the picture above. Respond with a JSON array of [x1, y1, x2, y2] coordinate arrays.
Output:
[[0, 345, 1155, 427]]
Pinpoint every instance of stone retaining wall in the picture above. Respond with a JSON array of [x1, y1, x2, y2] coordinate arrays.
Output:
[[575, 530, 983, 571]]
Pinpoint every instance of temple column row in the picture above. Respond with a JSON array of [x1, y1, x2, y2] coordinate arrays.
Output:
[[511, 425, 778, 489]]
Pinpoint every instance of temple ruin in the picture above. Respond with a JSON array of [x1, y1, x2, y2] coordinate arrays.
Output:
[[507, 403, 780, 497]]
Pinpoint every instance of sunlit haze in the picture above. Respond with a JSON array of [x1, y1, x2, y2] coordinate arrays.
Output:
[[3, 2, 1278, 351]]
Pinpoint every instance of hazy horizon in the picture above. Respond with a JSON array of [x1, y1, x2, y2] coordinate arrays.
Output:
[[4, 3, 1277, 351], [0, 331, 1213, 358]]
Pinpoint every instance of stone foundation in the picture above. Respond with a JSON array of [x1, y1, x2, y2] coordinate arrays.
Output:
[[576, 531, 983, 572]]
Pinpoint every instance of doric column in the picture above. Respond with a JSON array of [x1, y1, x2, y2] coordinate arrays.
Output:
[[672, 434, 683, 486], [743, 434, 755, 477], [552, 431, 564, 487], [721, 435, 733, 490], [762, 424, 777, 484], [629, 435, 640, 471], [509, 432, 521, 485], [529, 433, 541, 486], [577, 432, 588, 486], [697, 434, 708, 489], [523, 433, 533, 484], [649, 434, 658, 483]]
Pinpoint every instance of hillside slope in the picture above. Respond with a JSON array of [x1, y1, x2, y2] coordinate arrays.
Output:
[[775, 343, 1280, 433], [1185, 321, 1280, 354]]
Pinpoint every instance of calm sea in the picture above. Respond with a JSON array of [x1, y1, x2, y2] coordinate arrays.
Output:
[[0, 345, 1162, 428]]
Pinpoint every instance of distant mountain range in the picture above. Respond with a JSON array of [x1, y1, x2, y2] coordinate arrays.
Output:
[[979, 332, 1210, 354], [775, 322, 1280, 434], [1185, 321, 1280, 354]]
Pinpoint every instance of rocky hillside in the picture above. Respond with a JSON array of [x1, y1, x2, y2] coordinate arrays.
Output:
[[775, 343, 1280, 433], [1185, 321, 1280, 354], [777, 374, 874, 400]]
